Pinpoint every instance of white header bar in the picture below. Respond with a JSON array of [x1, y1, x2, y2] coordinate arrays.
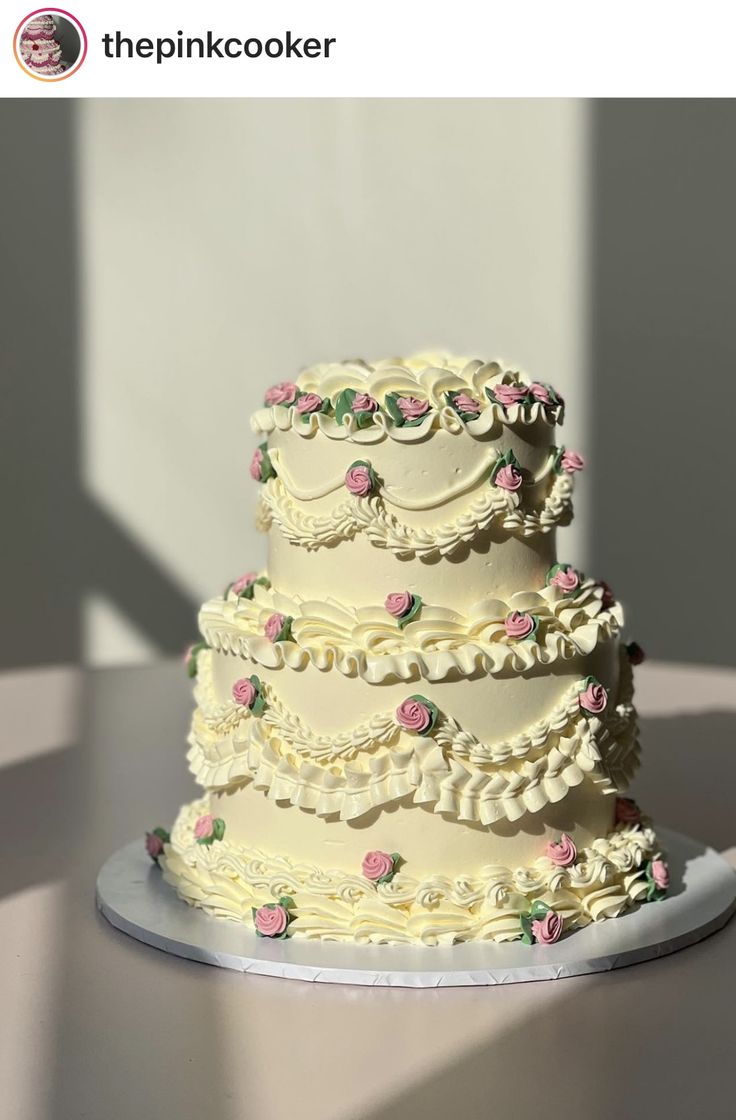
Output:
[[2, 0, 735, 97]]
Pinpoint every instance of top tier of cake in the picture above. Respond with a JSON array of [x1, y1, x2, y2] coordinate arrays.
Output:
[[250, 354, 581, 611]]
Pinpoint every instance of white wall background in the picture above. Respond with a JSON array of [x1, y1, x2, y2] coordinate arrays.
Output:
[[76, 99, 590, 664]]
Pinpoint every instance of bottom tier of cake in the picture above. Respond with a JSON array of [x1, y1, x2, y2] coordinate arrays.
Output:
[[160, 796, 668, 946]]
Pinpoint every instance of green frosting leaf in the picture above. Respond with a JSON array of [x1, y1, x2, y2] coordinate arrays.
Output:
[[275, 616, 293, 643], [278, 895, 295, 910], [212, 817, 226, 842], [186, 641, 209, 678], [384, 392, 406, 427], [397, 594, 423, 629], [519, 915, 534, 945], [334, 388, 357, 426], [490, 448, 521, 485], [239, 576, 271, 601], [249, 675, 267, 716], [258, 443, 277, 483], [152, 827, 170, 844]]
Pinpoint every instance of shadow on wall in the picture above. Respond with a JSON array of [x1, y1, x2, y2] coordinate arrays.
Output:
[[0, 101, 196, 670], [590, 100, 736, 666]]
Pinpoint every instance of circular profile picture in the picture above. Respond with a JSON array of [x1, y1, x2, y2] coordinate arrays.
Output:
[[14, 9, 87, 81]]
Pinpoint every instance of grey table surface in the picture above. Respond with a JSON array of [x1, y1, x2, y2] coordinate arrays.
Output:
[[2, 659, 735, 1120]]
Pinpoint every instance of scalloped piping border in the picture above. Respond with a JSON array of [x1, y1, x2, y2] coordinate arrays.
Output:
[[161, 797, 662, 947], [185, 650, 640, 824], [257, 471, 573, 556], [203, 577, 623, 684]]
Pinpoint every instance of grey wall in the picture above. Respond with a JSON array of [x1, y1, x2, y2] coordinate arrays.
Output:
[[0, 101, 196, 671], [2, 99, 735, 670], [590, 100, 736, 666]]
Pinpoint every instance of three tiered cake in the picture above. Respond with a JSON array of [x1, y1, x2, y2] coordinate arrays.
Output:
[[155, 354, 668, 946]]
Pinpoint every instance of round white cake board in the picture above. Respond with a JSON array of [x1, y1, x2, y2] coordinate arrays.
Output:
[[96, 828, 736, 987]]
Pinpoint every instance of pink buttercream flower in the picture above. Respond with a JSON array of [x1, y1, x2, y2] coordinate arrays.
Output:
[[231, 571, 257, 595], [453, 392, 482, 416], [651, 859, 669, 890], [385, 591, 414, 619], [345, 463, 374, 497], [296, 392, 324, 415], [550, 567, 580, 593], [183, 643, 195, 665], [264, 381, 298, 407], [579, 680, 609, 715], [493, 383, 528, 407], [561, 450, 585, 473], [504, 611, 536, 640], [396, 696, 434, 734], [352, 392, 379, 413], [529, 382, 552, 405], [145, 832, 165, 861], [193, 814, 215, 841], [545, 833, 577, 867], [495, 464, 523, 491], [253, 904, 289, 937], [397, 396, 430, 421], [616, 797, 641, 825], [232, 677, 257, 708], [362, 850, 395, 881], [249, 448, 264, 480], [264, 612, 286, 642], [532, 910, 563, 945]]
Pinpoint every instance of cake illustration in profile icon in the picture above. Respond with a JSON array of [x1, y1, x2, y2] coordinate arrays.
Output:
[[14, 10, 87, 80]]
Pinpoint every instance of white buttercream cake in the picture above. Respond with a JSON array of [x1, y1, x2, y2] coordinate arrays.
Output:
[[151, 354, 668, 946]]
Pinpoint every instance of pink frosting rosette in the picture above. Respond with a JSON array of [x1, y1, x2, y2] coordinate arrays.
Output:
[[397, 396, 430, 421], [495, 464, 523, 492], [615, 797, 641, 825], [145, 832, 164, 860], [249, 448, 264, 481], [264, 381, 298, 407], [529, 382, 552, 405], [253, 903, 290, 937], [452, 392, 482, 416], [193, 814, 215, 841], [352, 392, 379, 413], [361, 850, 396, 882], [504, 611, 536, 640], [548, 565, 580, 594], [231, 571, 257, 595], [232, 677, 257, 708], [491, 382, 528, 407], [295, 392, 324, 415], [385, 591, 413, 618], [560, 449, 585, 473], [344, 461, 375, 497], [578, 679, 608, 715], [264, 612, 291, 643], [651, 859, 669, 890], [145, 829, 168, 862], [395, 695, 437, 734], [545, 833, 577, 867], [532, 910, 563, 945]]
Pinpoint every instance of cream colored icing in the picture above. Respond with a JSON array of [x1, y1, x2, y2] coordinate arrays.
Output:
[[201, 575, 621, 683], [163, 353, 659, 947], [186, 648, 637, 824], [161, 796, 661, 946], [251, 354, 565, 442], [257, 470, 573, 555]]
